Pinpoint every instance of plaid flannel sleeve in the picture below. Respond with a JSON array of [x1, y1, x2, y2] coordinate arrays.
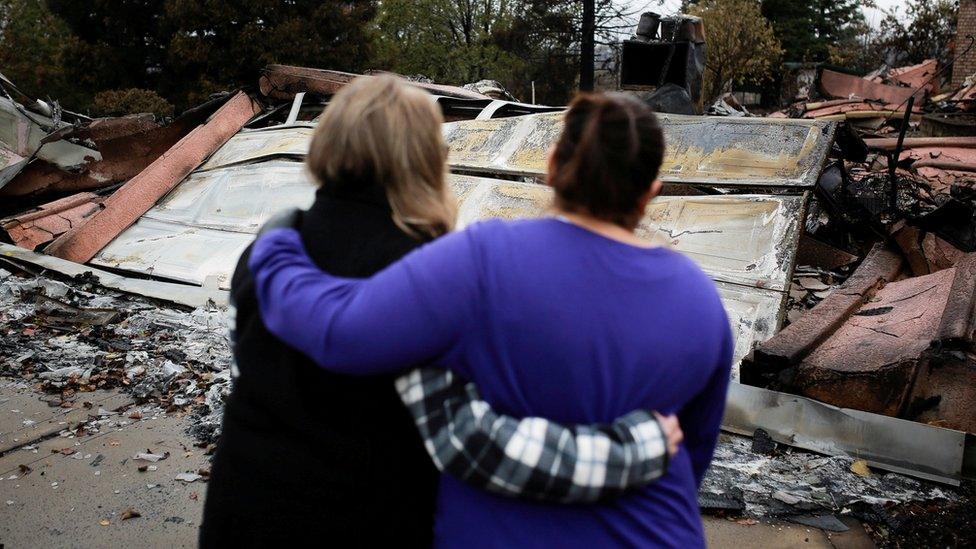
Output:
[[395, 367, 669, 503]]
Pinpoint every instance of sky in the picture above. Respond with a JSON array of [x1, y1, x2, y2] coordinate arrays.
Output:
[[624, 0, 909, 28]]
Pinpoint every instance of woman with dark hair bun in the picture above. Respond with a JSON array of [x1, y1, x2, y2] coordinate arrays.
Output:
[[248, 92, 733, 548]]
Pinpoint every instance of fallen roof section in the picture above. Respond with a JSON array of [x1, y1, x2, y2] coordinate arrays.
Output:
[[44, 92, 261, 264], [90, 165, 796, 368], [0, 192, 104, 250], [744, 245, 976, 434], [443, 112, 837, 187], [820, 68, 925, 105]]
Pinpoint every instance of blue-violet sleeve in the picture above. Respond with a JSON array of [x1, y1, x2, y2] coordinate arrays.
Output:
[[248, 227, 482, 375]]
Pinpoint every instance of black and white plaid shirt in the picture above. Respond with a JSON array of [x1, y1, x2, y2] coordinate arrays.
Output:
[[396, 367, 669, 503]]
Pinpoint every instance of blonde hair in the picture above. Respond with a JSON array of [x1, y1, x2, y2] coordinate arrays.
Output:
[[306, 74, 456, 238]]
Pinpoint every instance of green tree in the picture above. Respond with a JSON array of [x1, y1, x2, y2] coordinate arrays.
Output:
[[46, 0, 167, 101], [761, 0, 869, 63], [808, 0, 869, 62], [373, 0, 635, 105], [875, 0, 959, 67], [91, 88, 174, 119], [40, 0, 377, 111], [372, 0, 520, 85], [493, 0, 579, 104], [373, 0, 581, 104], [691, 0, 783, 102], [826, 18, 881, 75], [0, 0, 83, 106], [162, 0, 377, 107]]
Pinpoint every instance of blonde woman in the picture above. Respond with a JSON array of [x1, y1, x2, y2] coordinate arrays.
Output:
[[200, 76, 683, 547]]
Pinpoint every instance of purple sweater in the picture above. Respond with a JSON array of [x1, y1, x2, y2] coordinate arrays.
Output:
[[249, 218, 733, 548]]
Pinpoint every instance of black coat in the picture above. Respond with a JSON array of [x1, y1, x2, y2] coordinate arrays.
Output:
[[200, 185, 438, 547]]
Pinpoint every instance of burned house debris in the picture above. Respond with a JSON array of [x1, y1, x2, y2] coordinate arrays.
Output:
[[1, 9, 975, 544]]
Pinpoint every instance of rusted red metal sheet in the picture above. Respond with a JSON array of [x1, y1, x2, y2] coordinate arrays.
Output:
[[748, 244, 904, 370], [44, 92, 261, 263], [258, 65, 489, 101], [820, 69, 923, 105], [744, 248, 976, 433], [794, 267, 953, 416], [899, 146, 976, 167], [1, 101, 222, 198], [0, 192, 104, 250], [888, 59, 938, 92]]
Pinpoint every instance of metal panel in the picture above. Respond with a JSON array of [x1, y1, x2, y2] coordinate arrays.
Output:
[[91, 160, 315, 288], [143, 161, 315, 232], [450, 175, 803, 291], [715, 282, 782, 377], [443, 112, 836, 187], [724, 382, 967, 485], [199, 126, 312, 170], [0, 97, 100, 188], [91, 217, 253, 289]]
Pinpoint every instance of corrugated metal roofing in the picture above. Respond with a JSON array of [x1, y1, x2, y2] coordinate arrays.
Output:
[[91, 160, 315, 288], [198, 126, 312, 171], [443, 111, 836, 187]]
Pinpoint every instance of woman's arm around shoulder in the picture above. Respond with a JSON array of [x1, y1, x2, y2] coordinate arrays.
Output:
[[397, 367, 681, 502], [248, 225, 488, 375]]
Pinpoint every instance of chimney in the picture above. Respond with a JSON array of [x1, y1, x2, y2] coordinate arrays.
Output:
[[953, 0, 976, 86]]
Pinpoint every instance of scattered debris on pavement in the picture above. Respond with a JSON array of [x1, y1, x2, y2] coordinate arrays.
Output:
[[0, 267, 232, 445]]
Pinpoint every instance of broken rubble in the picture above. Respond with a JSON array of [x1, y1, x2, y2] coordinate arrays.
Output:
[[700, 435, 954, 518]]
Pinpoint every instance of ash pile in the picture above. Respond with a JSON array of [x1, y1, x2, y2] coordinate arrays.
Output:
[[0, 266, 232, 444]]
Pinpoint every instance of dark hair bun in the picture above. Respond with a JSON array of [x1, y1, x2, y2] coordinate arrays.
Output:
[[549, 93, 665, 227]]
